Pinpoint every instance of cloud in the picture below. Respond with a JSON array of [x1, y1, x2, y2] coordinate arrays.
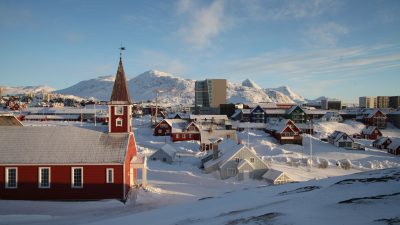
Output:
[[305, 22, 349, 46], [177, 1, 227, 49], [222, 44, 400, 81]]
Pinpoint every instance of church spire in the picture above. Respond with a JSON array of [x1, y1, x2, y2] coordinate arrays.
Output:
[[110, 54, 132, 105]]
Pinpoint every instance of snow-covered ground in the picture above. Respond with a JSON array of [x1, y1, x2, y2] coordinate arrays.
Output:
[[1, 117, 400, 225]]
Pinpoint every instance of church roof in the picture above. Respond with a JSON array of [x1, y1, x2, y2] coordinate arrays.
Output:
[[110, 58, 132, 104], [0, 126, 130, 164]]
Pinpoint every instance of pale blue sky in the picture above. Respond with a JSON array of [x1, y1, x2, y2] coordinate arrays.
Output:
[[0, 0, 399, 103]]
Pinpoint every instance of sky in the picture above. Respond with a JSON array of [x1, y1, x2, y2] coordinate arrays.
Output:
[[0, 0, 399, 103]]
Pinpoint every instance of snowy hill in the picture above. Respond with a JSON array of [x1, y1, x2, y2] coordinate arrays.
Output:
[[53, 70, 309, 105], [1, 85, 55, 95], [241, 78, 262, 89], [57, 76, 115, 100]]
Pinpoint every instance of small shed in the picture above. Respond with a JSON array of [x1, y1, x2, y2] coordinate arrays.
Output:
[[361, 126, 382, 140], [262, 169, 294, 185], [387, 138, 400, 155], [150, 144, 177, 164]]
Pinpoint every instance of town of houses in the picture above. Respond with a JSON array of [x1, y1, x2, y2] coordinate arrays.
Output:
[[0, 57, 399, 204]]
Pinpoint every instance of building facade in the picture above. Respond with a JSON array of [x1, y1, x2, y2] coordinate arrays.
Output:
[[389, 96, 400, 109], [321, 99, 342, 110], [359, 96, 376, 108], [194, 79, 227, 114], [376, 96, 390, 108]]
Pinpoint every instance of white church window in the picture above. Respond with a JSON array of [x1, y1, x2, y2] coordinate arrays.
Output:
[[5, 167, 17, 189], [115, 106, 123, 115]]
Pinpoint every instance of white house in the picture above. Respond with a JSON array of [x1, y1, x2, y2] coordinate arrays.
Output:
[[203, 139, 269, 180], [321, 111, 343, 122], [150, 144, 178, 164], [328, 131, 362, 150]]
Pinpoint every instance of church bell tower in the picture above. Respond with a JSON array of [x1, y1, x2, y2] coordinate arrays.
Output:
[[109, 55, 132, 133]]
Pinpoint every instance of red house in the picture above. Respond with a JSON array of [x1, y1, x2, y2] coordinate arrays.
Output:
[[361, 126, 382, 140], [362, 109, 387, 129], [0, 57, 145, 201], [171, 121, 201, 142], [266, 119, 302, 145]]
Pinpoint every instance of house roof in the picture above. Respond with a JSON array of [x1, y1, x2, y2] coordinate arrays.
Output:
[[264, 109, 286, 115], [200, 129, 238, 144], [24, 114, 80, 120], [329, 130, 354, 143], [387, 138, 400, 150], [190, 115, 228, 122], [110, 58, 132, 104], [286, 105, 303, 115], [237, 159, 255, 170], [373, 136, 391, 145], [262, 169, 291, 181], [0, 126, 130, 164], [362, 126, 378, 135], [160, 144, 177, 158], [267, 119, 299, 133], [0, 115, 23, 126]]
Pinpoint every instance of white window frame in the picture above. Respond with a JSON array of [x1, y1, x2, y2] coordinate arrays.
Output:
[[5, 167, 18, 189], [235, 157, 240, 163], [71, 167, 83, 188], [116, 118, 123, 127], [182, 134, 186, 138], [250, 157, 255, 163], [38, 167, 51, 189], [106, 168, 114, 184], [115, 106, 124, 115]]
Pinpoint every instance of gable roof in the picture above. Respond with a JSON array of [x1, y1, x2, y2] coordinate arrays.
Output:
[[0, 114, 23, 126], [373, 136, 391, 146], [286, 105, 304, 115], [329, 130, 354, 143], [250, 105, 266, 114], [237, 159, 255, 170], [268, 119, 298, 133], [160, 144, 178, 158], [0, 126, 130, 164], [262, 169, 292, 182], [200, 129, 238, 144], [387, 138, 400, 150], [110, 58, 132, 104], [362, 126, 379, 135]]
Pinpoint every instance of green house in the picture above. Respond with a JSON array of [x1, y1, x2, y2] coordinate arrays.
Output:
[[285, 105, 307, 123]]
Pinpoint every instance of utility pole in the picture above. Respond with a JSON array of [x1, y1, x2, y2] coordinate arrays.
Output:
[[94, 102, 96, 126], [309, 119, 313, 169]]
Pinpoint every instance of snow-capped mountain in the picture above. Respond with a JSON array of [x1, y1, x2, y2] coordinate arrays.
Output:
[[1, 85, 55, 96], [5, 70, 310, 106], [241, 78, 262, 89]]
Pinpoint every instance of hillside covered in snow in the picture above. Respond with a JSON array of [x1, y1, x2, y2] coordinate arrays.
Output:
[[55, 70, 309, 105]]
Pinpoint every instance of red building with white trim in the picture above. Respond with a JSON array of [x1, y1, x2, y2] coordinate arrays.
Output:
[[0, 57, 143, 201]]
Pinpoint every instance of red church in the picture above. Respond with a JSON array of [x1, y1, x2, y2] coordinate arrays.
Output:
[[0, 57, 145, 201]]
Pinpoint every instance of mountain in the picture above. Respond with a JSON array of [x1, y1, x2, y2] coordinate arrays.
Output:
[[57, 76, 115, 100], [241, 78, 262, 89], [1, 85, 55, 96], [52, 70, 308, 105]]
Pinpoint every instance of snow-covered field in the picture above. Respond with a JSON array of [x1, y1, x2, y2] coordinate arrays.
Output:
[[1, 117, 400, 225]]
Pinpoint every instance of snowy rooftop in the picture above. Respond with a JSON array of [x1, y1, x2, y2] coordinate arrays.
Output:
[[0, 115, 23, 126], [160, 144, 178, 158], [362, 126, 378, 135], [262, 169, 287, 181], [0, 126, 130, 164]]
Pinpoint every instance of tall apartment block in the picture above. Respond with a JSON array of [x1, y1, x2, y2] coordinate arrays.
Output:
[[389, 96, 400, 109], [359, 96, 376, 108], [376, 96, 390, 108], [195, 79, 227, 114]]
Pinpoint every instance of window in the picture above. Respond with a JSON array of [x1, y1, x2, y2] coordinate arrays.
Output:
[[106, 168, 114, 183], [5, 167, 17, 189], [115, 106, 123, 115], [71, 167, 83, 188], [176, 134, 180, 138], [250, 158, 255, 163], [235, 157, 240, 163], [189, 134, 192, 138], [182, 134, 186, 138], [116, 118, 123, 127], [158, 129, 162, 134], [39, 167, 50, 188]]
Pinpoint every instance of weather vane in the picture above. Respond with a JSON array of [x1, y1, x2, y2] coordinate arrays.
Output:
[[119, 45, 126, 58]]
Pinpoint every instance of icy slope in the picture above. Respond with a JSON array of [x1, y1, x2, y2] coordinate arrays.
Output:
[[1, 85, 55, 95]]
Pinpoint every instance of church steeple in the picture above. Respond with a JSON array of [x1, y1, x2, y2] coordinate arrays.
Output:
[[108, 51, 133, 133], [110, 57, 132, 105]]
